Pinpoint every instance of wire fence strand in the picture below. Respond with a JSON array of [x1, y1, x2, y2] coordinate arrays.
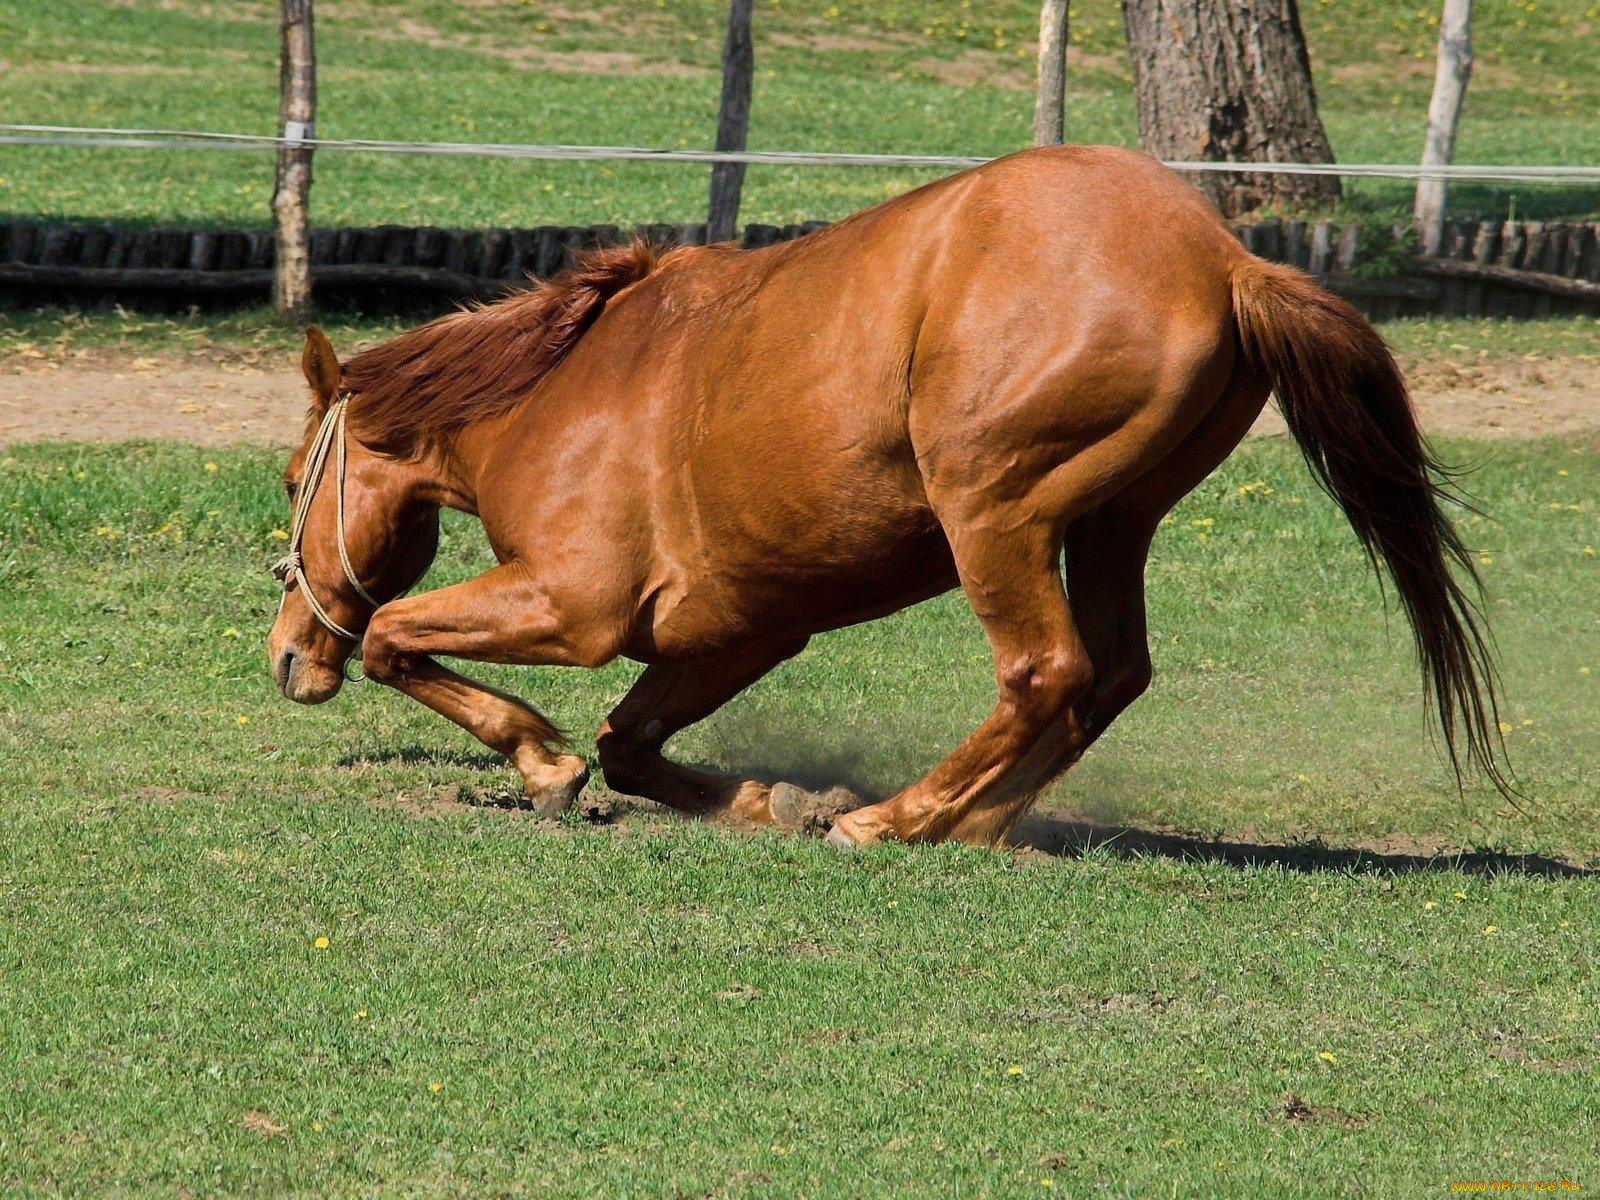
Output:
[[4, 123, 1600, 185]]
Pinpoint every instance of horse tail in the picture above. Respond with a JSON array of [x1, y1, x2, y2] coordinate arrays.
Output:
[[1229, 258, 1510, 795]]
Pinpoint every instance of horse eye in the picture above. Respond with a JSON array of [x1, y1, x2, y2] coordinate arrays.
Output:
[[285, 481, 299, 502]]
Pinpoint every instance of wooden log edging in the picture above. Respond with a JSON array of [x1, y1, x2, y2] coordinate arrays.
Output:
[[0, 262, 509, 299], [2, 214, 1598, 317], [1408, 257, 1600, 300]]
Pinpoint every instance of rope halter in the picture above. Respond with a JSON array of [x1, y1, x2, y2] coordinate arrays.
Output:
[[271, 398, 379, 642]]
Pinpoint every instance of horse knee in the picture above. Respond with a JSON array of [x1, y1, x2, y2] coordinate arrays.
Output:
[[360, 608, 407, 684], [998, 646, 1094, 725]]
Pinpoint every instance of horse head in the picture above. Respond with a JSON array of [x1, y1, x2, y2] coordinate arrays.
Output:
[[267, 328, 440, 704]]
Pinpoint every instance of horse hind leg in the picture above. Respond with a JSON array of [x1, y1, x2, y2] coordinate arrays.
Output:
[[827, 491, 1099, 847], [825, 361, 1211, 848], [596, 636, 859, 831], [984, 365, 1275, 843], [981, 507, 1159, 843]]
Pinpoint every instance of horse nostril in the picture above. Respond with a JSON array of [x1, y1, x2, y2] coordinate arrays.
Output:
[[275, 648, 298, 691]]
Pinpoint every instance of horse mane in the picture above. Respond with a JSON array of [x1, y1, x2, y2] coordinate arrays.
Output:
[[340, 240, 663, 456]]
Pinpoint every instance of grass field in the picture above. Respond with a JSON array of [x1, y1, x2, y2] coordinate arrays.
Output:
[[2, 434, 1597, 1195], [2, 0, 1599, 231]]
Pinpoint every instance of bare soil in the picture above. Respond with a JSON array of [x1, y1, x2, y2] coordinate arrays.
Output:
[[2, 348, 1596, 447]]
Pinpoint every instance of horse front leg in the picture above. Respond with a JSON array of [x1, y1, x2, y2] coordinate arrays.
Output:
[[360, 563, 615, 813]]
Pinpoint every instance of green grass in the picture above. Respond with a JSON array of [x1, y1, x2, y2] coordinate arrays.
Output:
[[1, 0, 1597, 230], [1, 436, 1598, 1195], [6, 305, 1600, 367], [0, 304, 411, 364]]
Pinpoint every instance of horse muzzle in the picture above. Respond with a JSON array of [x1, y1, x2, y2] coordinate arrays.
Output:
[[271, 642, 345, 705]]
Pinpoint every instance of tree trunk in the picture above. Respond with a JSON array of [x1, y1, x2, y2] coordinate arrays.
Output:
[[272, 0, 316, 322], [1415, 0, 1473, 256], [707, 0, 754, 244], [1033, 0, 1069, 146], [1120, 0, 1340, 216]]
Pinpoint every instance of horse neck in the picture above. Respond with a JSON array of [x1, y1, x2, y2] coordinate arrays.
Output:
[[418, 411, 521, 517], [374, 427, 482, 517]]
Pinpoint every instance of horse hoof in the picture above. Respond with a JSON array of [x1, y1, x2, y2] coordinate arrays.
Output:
[[824, 823, 864, 850], [525, 756, 590, 817], [770, 782, 866, 835], [825, 806, 893, 847]]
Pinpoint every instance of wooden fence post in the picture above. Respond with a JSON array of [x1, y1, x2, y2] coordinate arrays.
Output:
[[707, 0, 753, 244], [1415, 0, 1472, 256], [1032, 0, 1068, 146], [272, 0, 316, 321]]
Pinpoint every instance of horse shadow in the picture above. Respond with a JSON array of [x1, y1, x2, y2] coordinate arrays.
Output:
[[1010, 811, 1594, 878], [335, 745, 1592, 877]]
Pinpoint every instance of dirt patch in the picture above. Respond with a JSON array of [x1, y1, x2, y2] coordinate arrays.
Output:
[[1249, 352, 1600, 440], [104, 0, 274, 16], [0, 59, 219, 76], [4, 349, 1595, 447], [769, 30, 920, 55], [1282, 1093, 1369, 1128], [365, 782, 637, 828], [0, 356, 306, 447], [237, 1111, 288, 1138], [1329, 54, 1525, 89], [913, 51, 1032, 92], [914, 49, 1127, 91], [383, 15, 704, 77], [1095, 991, 1169, 1015], [498, 47, 704, 77]]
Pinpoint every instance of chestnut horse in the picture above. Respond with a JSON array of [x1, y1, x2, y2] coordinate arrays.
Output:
[[267, 145, 1504, 846]]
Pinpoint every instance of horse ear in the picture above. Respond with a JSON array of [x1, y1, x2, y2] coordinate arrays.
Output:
[[301, 326, 341, 411]]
